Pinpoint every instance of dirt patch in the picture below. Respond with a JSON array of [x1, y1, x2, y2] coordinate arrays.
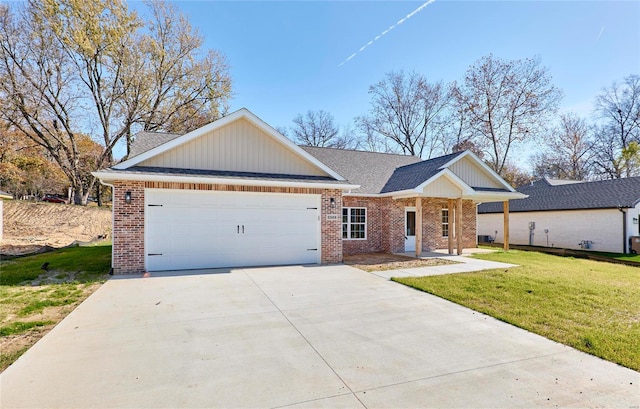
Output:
[[344, 252, 456, 272], [1, 201, 111, 256]]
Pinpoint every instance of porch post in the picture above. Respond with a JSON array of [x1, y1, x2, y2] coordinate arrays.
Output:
[[415, 197, 423, 257], [447, 199, 454, 254], [503, 200, 510, 251], [456, 198, 463, 255]]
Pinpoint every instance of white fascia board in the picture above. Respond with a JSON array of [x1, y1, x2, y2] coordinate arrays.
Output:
[[468, 192, 528, 202], [438, 150, 516, 192], [92, 171, 360, 191], [113, 108, 347, 181]]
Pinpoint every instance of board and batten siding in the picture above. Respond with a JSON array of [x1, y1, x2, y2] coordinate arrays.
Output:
[[449, 157, 503, 189], [139, 118, 328, 177], [478, 209, 624, 253], [422, 175, 463, 198]]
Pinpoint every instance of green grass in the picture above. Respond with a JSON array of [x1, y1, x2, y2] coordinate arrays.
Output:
[[393, 250, 640, 371], [0, 320, 54, 336], [0, 245, 112, 285], [591, 251, 640, 263], [0, 245, 111, 372]]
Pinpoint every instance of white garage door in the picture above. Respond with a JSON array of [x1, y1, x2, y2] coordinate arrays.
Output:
[[145, 189, 321, 271]]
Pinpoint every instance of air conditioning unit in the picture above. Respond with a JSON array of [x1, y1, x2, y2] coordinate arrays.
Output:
[[629, 236, 640, 254]]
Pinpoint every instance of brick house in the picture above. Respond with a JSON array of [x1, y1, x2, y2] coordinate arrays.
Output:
[[93, 108, 524, 274], [478, 176, 640, 254]]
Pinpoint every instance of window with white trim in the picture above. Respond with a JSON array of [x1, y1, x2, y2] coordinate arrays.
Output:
[[343, 207, 366, 239], [442, 208, 449, 238]]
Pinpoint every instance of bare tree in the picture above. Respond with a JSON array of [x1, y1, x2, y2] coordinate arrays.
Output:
[[0, 0, 232, 204], [533, 113, 593, 180], [452, 54, 562, 175], [356, 71, 452, 158], [290, 110, 340, 147], [592, 74, 640, 178]]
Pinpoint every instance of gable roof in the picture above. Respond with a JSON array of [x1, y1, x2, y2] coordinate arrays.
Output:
[[300, 146, 421, 194], [478, 177, 640, 213], [380, 151, 464, 193], [114, 108, 345, 181]]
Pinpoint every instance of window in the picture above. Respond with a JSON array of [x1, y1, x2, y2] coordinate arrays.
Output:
[[442, 208, 449, 238], [343, 207, 366, 239]]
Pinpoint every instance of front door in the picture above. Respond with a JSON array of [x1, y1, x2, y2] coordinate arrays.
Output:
[[405, 207, 416, 252]]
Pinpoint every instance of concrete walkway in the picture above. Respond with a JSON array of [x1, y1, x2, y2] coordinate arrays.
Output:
[[372, 249, 518, 280], [1, 265, 638, 408]]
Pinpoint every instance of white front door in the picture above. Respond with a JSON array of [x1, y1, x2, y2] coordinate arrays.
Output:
[[405, 207, 416, 252], [145, 189, 321, 271]]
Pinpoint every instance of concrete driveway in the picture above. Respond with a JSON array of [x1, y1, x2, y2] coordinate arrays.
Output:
[[1, 265, 638, 408]]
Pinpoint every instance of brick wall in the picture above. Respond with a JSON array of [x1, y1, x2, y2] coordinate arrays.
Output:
[[342, 197, 390, 254], [343, 196, 477, 255], [112, 181, 145, 274], [110, 181, 343, 273]]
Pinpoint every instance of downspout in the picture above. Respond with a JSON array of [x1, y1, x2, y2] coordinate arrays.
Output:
[[99, 179, 116, 275], [618, 205, 627, 254]]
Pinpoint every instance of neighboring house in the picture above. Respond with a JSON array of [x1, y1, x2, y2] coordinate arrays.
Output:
[[478, 176, 640, 254], [0, 190, 13, 241], [93, 108, 524, 274]]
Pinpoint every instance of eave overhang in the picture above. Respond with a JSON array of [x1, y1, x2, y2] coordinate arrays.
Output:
[[92, 170, 360, 191]]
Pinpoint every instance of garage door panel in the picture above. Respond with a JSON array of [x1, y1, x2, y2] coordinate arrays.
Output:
[[145, 189, 320, 271]]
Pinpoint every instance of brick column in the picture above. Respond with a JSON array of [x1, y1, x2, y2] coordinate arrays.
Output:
[[321, 189, 343, 263], [112, 181, 145, 274]]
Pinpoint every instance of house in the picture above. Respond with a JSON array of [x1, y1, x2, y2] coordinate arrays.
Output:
[[0, 190, 12, 241], [93, 108, 525, 274], [478, 176, 640, 254]]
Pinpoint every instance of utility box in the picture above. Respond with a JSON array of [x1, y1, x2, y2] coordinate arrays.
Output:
[[629, 236, 640, 254]]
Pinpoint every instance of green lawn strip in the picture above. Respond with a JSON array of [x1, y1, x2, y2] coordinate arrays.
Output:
[[393, 250, 640, 371], [0, 245, 112, 285], [0, 245, 111, 371], [590, 252, 640, 263], [0, 320, 55, 336]]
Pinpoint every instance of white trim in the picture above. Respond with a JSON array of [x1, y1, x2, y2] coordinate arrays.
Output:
[[113, 108, 347, 181], [92, 170, 360, 191], [441, 207, 450, 238], [342, 207, 367, 240], [438, 151, 516, 192]]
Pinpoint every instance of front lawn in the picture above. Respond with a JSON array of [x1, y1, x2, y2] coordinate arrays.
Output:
[[393, 250, 640, 371], [0, 244, 112, 372]]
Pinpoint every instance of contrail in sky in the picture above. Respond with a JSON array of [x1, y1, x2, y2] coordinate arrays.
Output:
[[596, 26, 605, 41], [338, 0, 436, 67]]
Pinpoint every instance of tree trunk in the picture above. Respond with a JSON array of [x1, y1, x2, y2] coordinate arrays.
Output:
[[96, 183, 102, 207]]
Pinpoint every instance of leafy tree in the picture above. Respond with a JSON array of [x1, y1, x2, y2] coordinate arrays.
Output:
[[452, 54, 562, 175], [0, 122, 67, 198], [356, 71, 452, 158], [0, 0, 232, 204], [533, 113, 593, 180], [500, 162, 535, 188], [592, 74, 640, 178]]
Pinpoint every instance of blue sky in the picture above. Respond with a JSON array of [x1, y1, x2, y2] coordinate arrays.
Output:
[[128, 0, 639, 164]]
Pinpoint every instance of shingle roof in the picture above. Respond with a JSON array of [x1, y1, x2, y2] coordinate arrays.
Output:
[[129, 131, 183, 158], [126, 131, 500, 196], [380, 151, 465, 193], [478, 177, 640, 213], [300, 146, 422, 194]]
